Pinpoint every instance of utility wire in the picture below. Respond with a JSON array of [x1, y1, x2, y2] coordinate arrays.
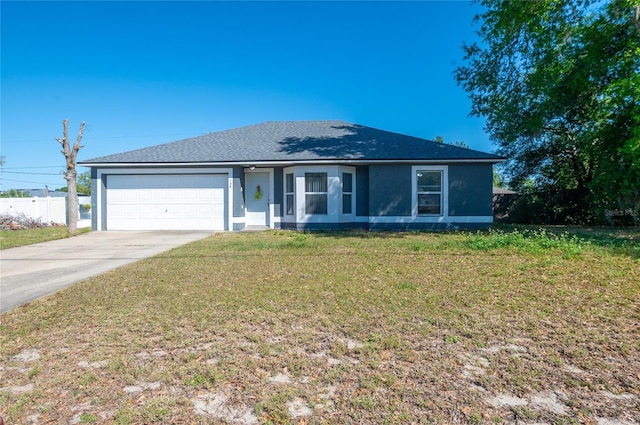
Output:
[[2, 171, 63, 175], [2, 133, 187, 144], [1, 166, 62, 169], [0, 178, 58, 185]]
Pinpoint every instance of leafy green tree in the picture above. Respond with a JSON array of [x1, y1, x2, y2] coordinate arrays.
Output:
[[0, 189, 31, 198], [493, 167, 506, 188], [434, 135, 470, 149], [455, 0, 640, 223], [56, 171, 91, 195]]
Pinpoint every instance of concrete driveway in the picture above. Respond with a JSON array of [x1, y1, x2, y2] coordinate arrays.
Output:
[[0, 231, 212, 314]]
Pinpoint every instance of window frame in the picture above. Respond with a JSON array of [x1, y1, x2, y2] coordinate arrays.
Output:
[[412, 165, 448, 218], [342, 172, 353, 215], [416, 170, 443, 216], [304, 172, 328, 215], [282, 166, 356, 224], [285, 173, 294, 216]]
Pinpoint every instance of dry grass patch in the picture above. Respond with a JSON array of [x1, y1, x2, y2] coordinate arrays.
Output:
[[0, 229, 638, 424]]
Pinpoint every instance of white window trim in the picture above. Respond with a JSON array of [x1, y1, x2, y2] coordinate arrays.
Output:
[[304, 172, 329, 215], [285, 172, 295, 216], [412, 165, 448, 219], [341, 170, 355, 217], [284, 165, 356, 224]]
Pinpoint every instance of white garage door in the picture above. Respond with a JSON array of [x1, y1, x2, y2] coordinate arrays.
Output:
[[106, 174, 227, 230]]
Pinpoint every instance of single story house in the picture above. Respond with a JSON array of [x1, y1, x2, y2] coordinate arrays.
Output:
[[79, 120, 504, 231]]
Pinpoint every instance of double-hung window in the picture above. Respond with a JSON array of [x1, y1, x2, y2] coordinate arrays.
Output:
[[285, 173, 294, 215], [342, 172, 353, 214], [305, 172, 327, 214], [416, 170, 443, 215]]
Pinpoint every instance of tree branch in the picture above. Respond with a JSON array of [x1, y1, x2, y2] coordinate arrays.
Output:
[[68, 121, 86, 169], [57, 119, 69, 149]]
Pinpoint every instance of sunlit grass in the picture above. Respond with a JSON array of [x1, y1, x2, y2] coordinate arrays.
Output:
[[0, 226, 90, 249], [0, 229, 638, 423]]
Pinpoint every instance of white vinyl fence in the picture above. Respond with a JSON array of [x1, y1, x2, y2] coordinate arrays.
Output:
[[0, 196, 92, 228]]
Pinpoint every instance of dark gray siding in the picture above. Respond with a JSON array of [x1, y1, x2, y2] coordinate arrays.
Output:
[[273, 167, 283, 218], [282, 222, 365, 231], [369, 222, 490, 231], [369, 164, 412, 216], [232, 166, 245, 219], [448, 164, 493, 216], [355, 166, 369, 217]]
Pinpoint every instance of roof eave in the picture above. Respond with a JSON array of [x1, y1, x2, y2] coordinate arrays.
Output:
[[79, 157, 505, 168]]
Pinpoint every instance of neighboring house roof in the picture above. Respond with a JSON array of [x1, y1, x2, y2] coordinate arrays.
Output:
[[4, 189, 70, 198], [80, 121, 503, 165], [493, 187, 517, 195]]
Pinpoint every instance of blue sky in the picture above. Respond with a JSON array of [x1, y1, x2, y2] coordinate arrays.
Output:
[[1, 1, 488, 190]]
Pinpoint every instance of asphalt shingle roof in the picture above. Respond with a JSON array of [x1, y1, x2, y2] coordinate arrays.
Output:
[[80, 120, 502, 164]]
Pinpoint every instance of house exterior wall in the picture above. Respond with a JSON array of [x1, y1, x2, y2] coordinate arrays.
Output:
[[448, 164, 493, 217], [367, 163, 493, 231], [368, 164, 412, 216], [232, 166, 245, 219], [88, 162, 494, 232], [94, 169, 107, 231], [355, 165, 369, 217], [273, 167, 283, 219]]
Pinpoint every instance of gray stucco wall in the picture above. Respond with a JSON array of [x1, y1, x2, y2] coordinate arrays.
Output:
[[273, 167, 283, 218], [355, 166, 369, 217], [448, 164, 493, 216], [232, 166, 245, 219], [368, 164, 412, 216]]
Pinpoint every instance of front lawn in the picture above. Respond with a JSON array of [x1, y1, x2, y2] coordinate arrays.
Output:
[[0, 229, 638, 423]]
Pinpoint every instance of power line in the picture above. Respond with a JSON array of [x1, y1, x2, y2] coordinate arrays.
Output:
[[0, 178, 59, 186], [2, 171, 63, 175], [1, 166, 62, 169], [1, 133, 187, 144]]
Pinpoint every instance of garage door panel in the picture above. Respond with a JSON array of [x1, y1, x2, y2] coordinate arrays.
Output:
[[138, 191, 153, 201], [198, 204, 215, 214], [121, 191, 138, 201], [123, 204, 138, 216], [106, 174, 227, 231]]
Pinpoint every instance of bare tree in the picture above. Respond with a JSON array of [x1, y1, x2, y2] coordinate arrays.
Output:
[[56, 119, 85, 233]]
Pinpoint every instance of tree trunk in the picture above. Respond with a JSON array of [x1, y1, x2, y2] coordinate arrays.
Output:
[[66, 169, 79, 233], [56, 119, 85, 234]]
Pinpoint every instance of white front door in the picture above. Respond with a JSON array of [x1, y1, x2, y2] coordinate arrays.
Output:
[[245, 172, 270, 227]]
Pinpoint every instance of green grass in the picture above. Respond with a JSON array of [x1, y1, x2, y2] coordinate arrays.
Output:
[[0, 226, 90, 249], [0, 229, 638, 423]]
